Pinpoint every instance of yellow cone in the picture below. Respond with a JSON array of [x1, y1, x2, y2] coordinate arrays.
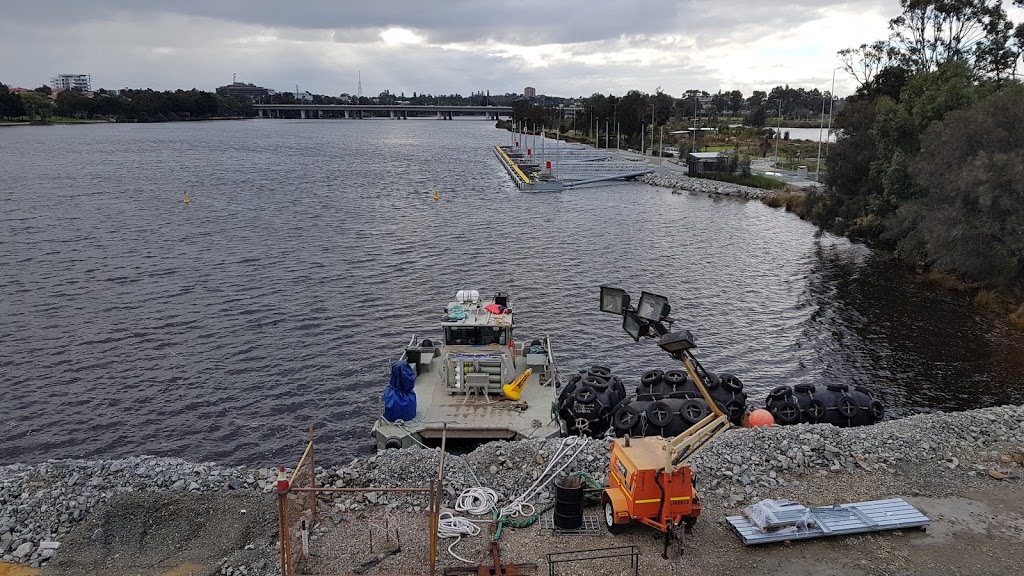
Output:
[[502, 368, 532, 401], [184, 192, 190, 204]]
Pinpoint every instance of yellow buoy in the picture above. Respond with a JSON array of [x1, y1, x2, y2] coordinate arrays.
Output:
[[433, 190, 440, 201], [502, 368, 532, 401], [184, 192, 190, 204]]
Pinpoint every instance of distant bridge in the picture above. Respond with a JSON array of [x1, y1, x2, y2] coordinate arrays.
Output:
[[253, 104, 509, 120], [252, 103, 583, 120]]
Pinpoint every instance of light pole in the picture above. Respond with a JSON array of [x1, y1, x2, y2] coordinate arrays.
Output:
[[824, 69, 838, 173], [774, 99, 783, 168], [815, 67, 840, 183]]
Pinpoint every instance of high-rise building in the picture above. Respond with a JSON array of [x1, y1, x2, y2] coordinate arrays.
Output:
[[51, 74, 91, 91], [524, 86, 536, 98]]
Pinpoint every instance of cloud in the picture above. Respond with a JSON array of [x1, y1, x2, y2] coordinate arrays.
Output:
[[0, 1, 938, 98]]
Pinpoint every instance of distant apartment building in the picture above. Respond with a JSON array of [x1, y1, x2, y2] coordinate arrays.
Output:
[[215, 81, 270, 99], [524, 86, 536, 98], [51, 74, 91, 91]]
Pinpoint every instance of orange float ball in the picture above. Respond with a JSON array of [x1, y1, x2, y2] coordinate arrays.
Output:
[[748, 409, 775, 428]]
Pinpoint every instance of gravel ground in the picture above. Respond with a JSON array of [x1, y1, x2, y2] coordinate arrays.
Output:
[[2, 404, 1023, 574]]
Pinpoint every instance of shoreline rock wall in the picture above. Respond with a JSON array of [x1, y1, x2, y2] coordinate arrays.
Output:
[[637, 172, 769, 199], [3, 403, 1024, 568]]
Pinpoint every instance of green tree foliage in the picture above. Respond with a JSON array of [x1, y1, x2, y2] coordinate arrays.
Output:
[[819, 0, 1024, 287], [19, 91, 53, 121], [907, 85, 1024, 286], [0, 83, 26, 118]]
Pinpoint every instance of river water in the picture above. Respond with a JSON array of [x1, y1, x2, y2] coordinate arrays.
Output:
[[2, 119, 1022, 467]]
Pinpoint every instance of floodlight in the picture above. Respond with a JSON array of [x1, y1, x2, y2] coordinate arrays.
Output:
[[636, 291, 670, 322], [599, 286, 630, 315], [658, 330, 696, 356], [623, 311, 644, 342]]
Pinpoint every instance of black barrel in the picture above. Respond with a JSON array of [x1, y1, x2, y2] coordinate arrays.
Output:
[[553, 476, 584, 529]]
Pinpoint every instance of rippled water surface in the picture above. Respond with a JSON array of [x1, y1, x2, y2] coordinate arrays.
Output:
[[3, 119, 1022, 466]]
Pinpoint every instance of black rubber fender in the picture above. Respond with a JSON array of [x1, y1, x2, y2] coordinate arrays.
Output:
[[663, 369, 687, 385], [794, 383, 816, 394], [769, 385, 792, 400], [646, 400, 674, 427], [804, 398, 827, 422], [837, 395, 858, 418], [869, 400, 885, 421], [773, 400, 801, 424], [719, 373, 744, 392], [574, 385, 597, 404], [640, 369, 664, 387], [826, 383, 850, 393], [613, 404, 640, 430], [679, 399, 709, 425]]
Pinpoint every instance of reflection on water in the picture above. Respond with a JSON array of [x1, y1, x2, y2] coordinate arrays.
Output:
[[0, 119, 1020, 467]]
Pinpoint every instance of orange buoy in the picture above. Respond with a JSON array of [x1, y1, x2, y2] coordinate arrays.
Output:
[[183, 192, 190, 204], [748, 409, 775, 428]]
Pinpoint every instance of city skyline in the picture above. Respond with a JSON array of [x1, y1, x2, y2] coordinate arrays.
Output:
[[3, 1, 1022, 98]]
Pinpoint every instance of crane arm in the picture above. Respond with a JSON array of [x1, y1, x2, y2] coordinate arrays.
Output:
[[661, 353, 732, 472]]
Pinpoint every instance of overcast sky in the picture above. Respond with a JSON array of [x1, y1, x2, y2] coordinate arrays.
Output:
[[2, 1, 1017, 99]]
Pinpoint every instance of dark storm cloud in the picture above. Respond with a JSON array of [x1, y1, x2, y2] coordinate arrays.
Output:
[[11, 0, 876, 44]]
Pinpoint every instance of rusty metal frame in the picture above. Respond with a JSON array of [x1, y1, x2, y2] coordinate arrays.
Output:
[[278, 424, 448, 576]]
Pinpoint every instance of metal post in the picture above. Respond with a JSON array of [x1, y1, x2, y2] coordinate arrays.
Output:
[[824, 69, 837, 172], [616, 122, 620, 151], [605, 119, 609, 149], [651, 105, 655, 157], [774, 100, 782, 167], [308, 426, 316, 526], [640, 124, 644, 158], [815, 88, 826, 182], [659, 125, 664, 158]]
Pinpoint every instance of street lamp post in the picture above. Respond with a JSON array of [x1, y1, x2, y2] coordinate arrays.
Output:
[[824, 69, 838, 172], [815, 67, 840, 183], [774, 99, 783, 167]]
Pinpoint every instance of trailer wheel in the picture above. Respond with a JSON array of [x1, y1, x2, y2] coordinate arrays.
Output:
[[604, 501, 624, 534], [683, 516, 698, 533]]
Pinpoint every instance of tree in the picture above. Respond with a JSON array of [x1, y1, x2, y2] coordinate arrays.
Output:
[[727, 90, 744, 115], [888, 0, 1002, 72], [745, 105, 768, 127], [19, 92, 53, 121], [0, 84, 26, 119], [908, 84, 1024, 285], [839, 40, 900, 88], [973, 1, 1020, 84]]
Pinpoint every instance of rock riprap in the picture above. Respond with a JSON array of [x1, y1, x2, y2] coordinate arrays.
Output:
[[3, 404, 1023, 569], [637, 172, 769, 198]]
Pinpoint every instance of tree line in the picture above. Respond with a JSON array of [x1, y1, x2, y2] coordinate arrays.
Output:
[[0, 84, 255, 122], [811, 0, 1024, 294]]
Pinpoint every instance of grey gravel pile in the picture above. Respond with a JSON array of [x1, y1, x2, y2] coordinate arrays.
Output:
[[637, 172, 768, 198], [4, 404, 1024, 571], [0, 455, 278, 568]]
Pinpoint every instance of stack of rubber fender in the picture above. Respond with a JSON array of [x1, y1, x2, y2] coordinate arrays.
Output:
[[609, 369, 748, 438], [556, 366, 629, 438], [764, 383, 885, 427]]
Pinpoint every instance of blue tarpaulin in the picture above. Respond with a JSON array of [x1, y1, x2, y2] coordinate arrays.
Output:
[[383, 362, 417, 422]]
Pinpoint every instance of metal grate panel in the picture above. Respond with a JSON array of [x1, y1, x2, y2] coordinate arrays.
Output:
[[540, 515, 603, 535]]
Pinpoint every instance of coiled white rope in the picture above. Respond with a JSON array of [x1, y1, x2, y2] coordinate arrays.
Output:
[[436, 511, 482, 564], [436, 437, 587, 562], [498, 436, 588, 519], [455, 487, 499, 516]]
